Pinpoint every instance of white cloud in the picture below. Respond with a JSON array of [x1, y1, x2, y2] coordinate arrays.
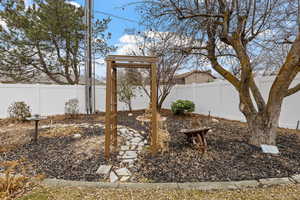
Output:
[[67, 1, 81, 8], [115, 34, 142, 55], [0, 19, 8, 31], [119, 34, 143, 44]]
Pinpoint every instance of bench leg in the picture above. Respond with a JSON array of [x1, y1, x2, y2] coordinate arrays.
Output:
[[196, 134, 206, 153]]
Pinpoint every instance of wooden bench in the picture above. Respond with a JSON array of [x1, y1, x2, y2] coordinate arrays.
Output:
[[180, 127, 210, 153]]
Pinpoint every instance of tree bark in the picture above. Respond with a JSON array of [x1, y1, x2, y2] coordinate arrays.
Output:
[[245, 107, 281, 146]]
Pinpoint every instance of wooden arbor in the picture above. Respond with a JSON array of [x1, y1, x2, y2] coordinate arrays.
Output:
[[105, 55, 159, 159]]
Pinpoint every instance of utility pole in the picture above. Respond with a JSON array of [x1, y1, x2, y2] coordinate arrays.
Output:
[[298, 0, 300, 32], [85, 0, 93, 114]]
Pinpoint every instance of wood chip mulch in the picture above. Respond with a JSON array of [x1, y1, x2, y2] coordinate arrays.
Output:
[[1, 110, 300, 183]]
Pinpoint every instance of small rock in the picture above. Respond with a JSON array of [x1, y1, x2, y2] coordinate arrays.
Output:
[[120, 176, 131, 182], [96, 165, 112, 176], [73, 133, 82, 139], [40, 125, 50, 129], [212, 118, 219, 123], [115, 168, 132, 176], [109, 171, 119, 183]]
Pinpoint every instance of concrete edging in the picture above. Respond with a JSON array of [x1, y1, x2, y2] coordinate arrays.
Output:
[[40, 174, 300, 191]]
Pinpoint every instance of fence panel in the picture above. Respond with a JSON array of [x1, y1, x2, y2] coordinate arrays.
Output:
[[0, 75, 299, 129]]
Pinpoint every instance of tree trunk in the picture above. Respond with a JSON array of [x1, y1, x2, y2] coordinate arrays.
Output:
[[157, 101, 163, 112], [128, 103, 132, 112], [245, 108, 281, 146]]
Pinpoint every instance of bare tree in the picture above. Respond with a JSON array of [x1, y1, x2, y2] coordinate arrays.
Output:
[[117, 69, 136, 112], [124, 31, 191, 110], [140, 0, 300, 146]]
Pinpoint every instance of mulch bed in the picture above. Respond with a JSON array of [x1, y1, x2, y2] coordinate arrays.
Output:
[[1, 110, 300, 183], [0, 118, 118, 182]]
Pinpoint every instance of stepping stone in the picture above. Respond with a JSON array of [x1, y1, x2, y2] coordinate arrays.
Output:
[[119, 128, 128, 133], [120, 176, 131, 182], [96, 165, 112, 176], [125, 141, 134, 146], [120, 146, 130, 151], [129, 145, 138, 150], [122, 151, 137, 158], [121, 159, 135, 164], [134, 134, 142, 137], [128, 163, 134, 168], [138, 140, 146, 145], [115, 168, 132, 176], [109, 171, 119, 183], [291, 174, 300, 183], [136, 146, 143, 151]]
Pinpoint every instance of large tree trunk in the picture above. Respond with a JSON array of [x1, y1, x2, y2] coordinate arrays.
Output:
[[245, 106, 281, 146]]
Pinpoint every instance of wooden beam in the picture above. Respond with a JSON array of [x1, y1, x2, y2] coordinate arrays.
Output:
[[112, 67, 118, 150], [105, 61, 112, 159], [151, 63, 158, 155], [106, 55, 159, 63], [112, 63, 151, 69]]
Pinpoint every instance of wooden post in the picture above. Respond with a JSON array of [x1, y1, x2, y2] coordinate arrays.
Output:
[[151, 63, 158, 155], [33, 120, 39, 144], [112, 67, 118, 150], [105, 61, 112, 159], [149, 68, 153, 145]]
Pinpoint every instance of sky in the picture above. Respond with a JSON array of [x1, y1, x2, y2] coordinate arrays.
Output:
[[23, 0, 144, 78], [73, 0, 145, 78]]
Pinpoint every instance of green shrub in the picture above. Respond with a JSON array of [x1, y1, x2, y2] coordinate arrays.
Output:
[[171, 100, 195, 115], [7, 101, 31, 121]]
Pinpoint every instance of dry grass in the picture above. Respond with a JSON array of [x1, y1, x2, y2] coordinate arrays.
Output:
[[72, 135, 104, 155], [0, 159, 32, 200], [18, 184, 300, 200], [40, 126, 83, 138]]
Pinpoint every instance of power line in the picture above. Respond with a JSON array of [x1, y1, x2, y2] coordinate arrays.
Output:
[[94, 10, 145, 26]]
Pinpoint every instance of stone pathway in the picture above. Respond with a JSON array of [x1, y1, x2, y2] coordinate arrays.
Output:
[[97, 125, 148, 183], [39, 123, 104, 129]]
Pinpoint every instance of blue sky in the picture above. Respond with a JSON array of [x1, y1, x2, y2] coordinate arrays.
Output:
[[74, 0, 142, 46], [72, 0, 144, 78]]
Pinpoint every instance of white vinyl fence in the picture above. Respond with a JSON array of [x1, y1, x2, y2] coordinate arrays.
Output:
[[0, 75, 299, 129]]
